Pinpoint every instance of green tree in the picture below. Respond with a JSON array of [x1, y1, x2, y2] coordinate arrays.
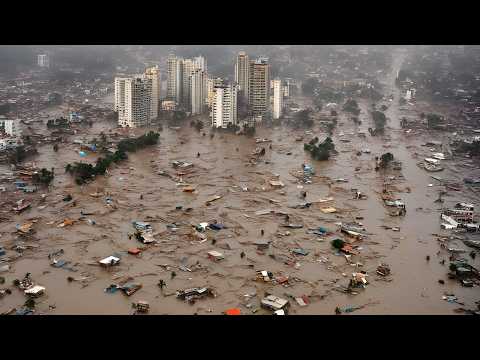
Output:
[[343, 99, 360, 115], [372, 110, 387, 132]]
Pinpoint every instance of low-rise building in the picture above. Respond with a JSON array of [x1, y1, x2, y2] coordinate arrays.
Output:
[[161, 100, 176, 111], [4, 119, 22, 137]]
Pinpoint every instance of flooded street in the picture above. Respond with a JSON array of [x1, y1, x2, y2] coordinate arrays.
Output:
[[1, 52, 479, 315]]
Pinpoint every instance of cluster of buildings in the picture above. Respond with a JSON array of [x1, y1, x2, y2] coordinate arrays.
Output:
[[114, 66, 161, 128], [114, 51, 289, 129]]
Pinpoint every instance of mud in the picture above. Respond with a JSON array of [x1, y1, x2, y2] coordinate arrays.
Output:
[[1, 52, 479, 314]]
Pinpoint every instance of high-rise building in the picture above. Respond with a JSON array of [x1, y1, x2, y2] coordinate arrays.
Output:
[[206, 77, 223, 108], [193, 56, 207, 72], [190, 69, 207, 115], [248, 57, 270, 119], [37, 54, 49, 68], [167, 54, 182, 103], [272, 79, 283, 120], [117, 76, 152, 128], [181, 59, 194, 109], [114, 77, 128, 115], [235, 52, 249, 100], [145, 66, 161, 120], [211, 84, 238, 128]]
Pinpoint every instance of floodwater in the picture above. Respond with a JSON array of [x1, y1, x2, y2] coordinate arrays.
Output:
[[1, 52, 479, 315]]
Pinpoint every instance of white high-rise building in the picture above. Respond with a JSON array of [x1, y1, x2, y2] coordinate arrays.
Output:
[[182, 59, 194, 108], [211, 84, 238, 128], [167, 54, 207, 110], [145, 66, 161, 120], [248, 57, 270, 119], [193, 56, 207, 72], [114, 77, 129, 115], [272, 79, 283, 120], [4, 119, 22, 138], [167, 54, 182, 103], [235, 51, 249, 100], [206, 77, 223, 108], [37, 54, 49, 68], [118, 76, 152, 128], [190, 69, 207, 115]]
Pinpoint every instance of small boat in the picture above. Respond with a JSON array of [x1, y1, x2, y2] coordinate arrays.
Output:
[[424, 163, 444, 172]]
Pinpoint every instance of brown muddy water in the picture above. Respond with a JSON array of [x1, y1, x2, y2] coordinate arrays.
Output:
[[1, 54, 479, 315]]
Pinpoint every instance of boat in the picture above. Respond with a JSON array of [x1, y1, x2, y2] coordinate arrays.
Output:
[[424, 163, 444, 172]]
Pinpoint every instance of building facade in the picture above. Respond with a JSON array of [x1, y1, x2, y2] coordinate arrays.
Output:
[[190, 69, 207, 115], [145, 66, 161, 120], [207, 77, 223, 108], [167, 54, 182, 103], [37, 54, 49, 68], [248, 58, 270, 119], [114, 77, 128, 114], [211, 84, 238, 128], [4, 119, 22, 137], [272, 79, 283, 120], [235, 51, 249, 100], [118, 76, 152, 128], [193, 56, 207, 72]]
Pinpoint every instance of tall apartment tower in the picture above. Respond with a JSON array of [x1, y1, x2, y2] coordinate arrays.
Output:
[[145, 66, 161, 120], [248, 57, 270, 119], [167, 54, 183, 103], [193, 56, 207, 72], [181, 59, 195, 109], [190, 69, 207, 115], [206, 77, 223, 108], [37, 54, 50, 68], [235, 51, 249, 100], [272, 79, 283, 120], [114, 77, 129, 114], [211, 84, 238, 128], [117, 76, 152, 128]]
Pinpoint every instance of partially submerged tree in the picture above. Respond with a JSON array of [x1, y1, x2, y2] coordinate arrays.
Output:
[[343, 99, 361, 116], [378, 152, 394, 169], [304, 137, 335, 161], [372, 110, 387, 133], [32, 168, 54, 186]]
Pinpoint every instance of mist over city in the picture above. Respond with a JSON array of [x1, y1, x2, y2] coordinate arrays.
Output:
[[0, 45, 479, 315]]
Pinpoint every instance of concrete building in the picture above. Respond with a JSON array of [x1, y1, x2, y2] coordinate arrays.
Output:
[[161, 100, 176, 111], [193, 56, 207, 72], [118, 76, 152, 128], [145, 66, 161, 120], [181, 59, 194, 109], [167, 54, 183, 103], [207, 77, 223, 108], [211, 84, 238, 128], [248, 57, 270, 119], [114, 77, 129, 114], [272, 79, 283, 120], [190, 69, 207, 115], [37, 54, 50, 68], [235, 51, 249, 100], [4, 119, 22, 137]]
